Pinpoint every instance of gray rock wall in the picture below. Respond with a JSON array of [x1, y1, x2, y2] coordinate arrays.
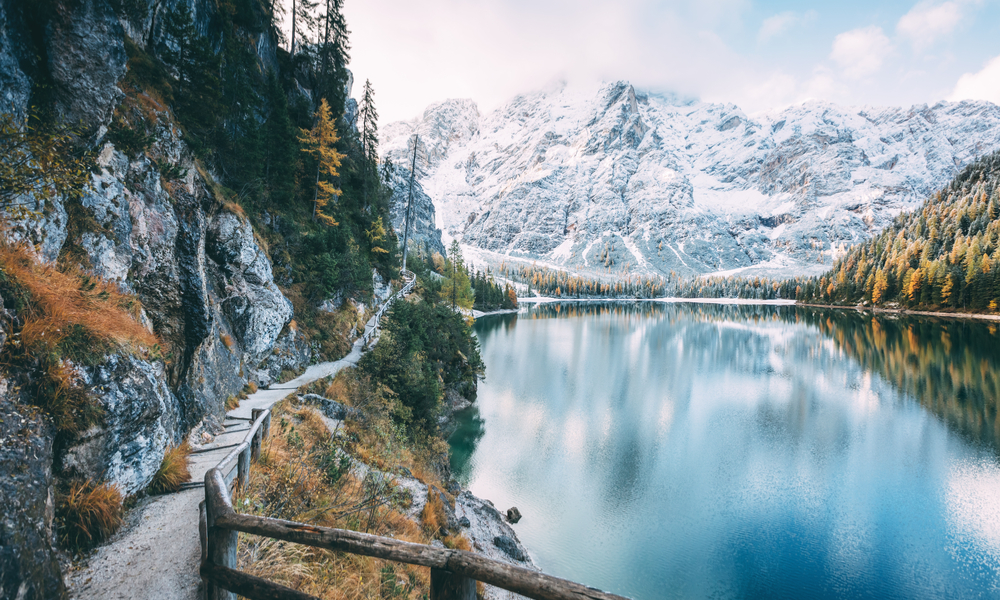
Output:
[[0, 3, 312, 596], [0, 380, 65, 600]]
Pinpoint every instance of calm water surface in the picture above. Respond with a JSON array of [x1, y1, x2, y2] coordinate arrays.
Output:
[[449, 303, 1000, 600]]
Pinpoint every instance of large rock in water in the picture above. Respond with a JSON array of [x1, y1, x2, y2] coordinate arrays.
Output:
[[0, 380, 66, 600]]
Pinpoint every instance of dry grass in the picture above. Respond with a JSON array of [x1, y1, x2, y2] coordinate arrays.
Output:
[[247, 381, 259, 394], [0, 240, 160, 432], [149, 443, 192, 494], [0, 241, 158, 357], [57, 480, 124, 551], [232, 397, 451, 600], [220, 333, 234, 349], [420, 490, 447, 537], [225, 395, 241, 411]]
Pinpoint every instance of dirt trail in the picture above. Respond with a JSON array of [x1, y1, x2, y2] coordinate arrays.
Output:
[[66, 282, 409, 600]]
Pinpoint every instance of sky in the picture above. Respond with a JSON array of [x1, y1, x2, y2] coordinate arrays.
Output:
[[289, 0, 1000, 123]]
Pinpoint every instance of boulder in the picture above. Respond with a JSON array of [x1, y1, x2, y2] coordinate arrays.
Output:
[[59, 355, 179, 496], [207, 211, 293, 365], [299, 394, 361, 422], [505, 507, 522, 524], [492, 535, 527, 562]]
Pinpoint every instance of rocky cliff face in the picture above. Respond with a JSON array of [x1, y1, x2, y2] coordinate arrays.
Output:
[[0, 377, 64, 600], [0, 2, 312, 596], [382, 83, 1000, 279], [382, 100, 483, 259]]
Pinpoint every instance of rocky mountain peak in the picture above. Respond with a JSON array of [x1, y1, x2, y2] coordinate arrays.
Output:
[[383, 82, 1000, 279]]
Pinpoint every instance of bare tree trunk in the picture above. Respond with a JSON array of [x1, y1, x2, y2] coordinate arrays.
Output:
[[291, 0, 297, 54], [401, 135, 418, 271]]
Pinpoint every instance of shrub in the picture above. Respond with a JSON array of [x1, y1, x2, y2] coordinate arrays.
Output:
[[57, 480, 124, 551], [420, 490, 448, 537], [225, 395, 240, 411], [149, 443, 192, 494]]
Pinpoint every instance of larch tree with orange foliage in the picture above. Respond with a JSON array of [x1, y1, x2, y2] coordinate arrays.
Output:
[[299, 98, 345, 226]]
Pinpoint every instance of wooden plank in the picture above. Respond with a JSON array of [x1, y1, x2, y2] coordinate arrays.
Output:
[[431, 567, 476, 600], [214, 512, 630, 600], [217, 440, 250, 474], [201, 562, 320, 600]]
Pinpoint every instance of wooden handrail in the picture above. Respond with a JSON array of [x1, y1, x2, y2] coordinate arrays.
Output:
[[199, 269, 630, 600]]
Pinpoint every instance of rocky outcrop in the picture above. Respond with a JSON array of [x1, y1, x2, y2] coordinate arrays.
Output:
[[382, 82, 1000, 279], [258, 325, 311, 386], [455, 491, 537, 600], [60, 356, 178, 496], [207, 211, 293, 366], [46, 0, 127, 137], [387, 167, 447, 259], [0, 379, 65, 600]]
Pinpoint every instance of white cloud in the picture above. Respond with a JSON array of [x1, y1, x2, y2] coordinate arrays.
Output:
[[830, 27, 892, 79], [757, 10, 817, 43], [897, 1, 964, 49], [949, 55, 1000, 104], [758, 12, 797, 42]]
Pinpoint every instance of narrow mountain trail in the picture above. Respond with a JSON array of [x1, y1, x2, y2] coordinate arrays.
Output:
[[66, 279, 412, 600]]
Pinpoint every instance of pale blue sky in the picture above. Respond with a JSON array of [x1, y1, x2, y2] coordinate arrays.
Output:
[[323, 0, 1000, 122]]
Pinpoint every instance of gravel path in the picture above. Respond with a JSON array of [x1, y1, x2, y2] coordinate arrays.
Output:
[[66, 277, 413, 600]]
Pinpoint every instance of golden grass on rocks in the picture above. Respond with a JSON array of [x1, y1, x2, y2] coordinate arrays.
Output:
[[233, 396, 455, 599], [149, 443, 192, 494], [57, 480, 124, 551]]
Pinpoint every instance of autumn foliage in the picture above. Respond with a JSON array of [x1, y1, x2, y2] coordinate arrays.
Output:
[[299, 99, 345, 227]]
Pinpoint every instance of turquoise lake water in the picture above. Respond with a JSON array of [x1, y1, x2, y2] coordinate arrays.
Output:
[[449, 302, 1000, 600]]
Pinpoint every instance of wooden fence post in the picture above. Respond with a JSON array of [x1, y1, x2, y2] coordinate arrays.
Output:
[[205, 470, 238, 600], [250, 409, 263, 461], [237, 445, 250, 493], [430, 567, 476, 600], [199, 500, 209, 600], [261, 410, 271, 440]]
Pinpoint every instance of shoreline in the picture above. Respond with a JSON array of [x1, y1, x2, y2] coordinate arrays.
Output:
[[471, 308, 521, 318], [513, 296, 1000, 322], [796, 303, 1000, 322], [516, 296, 796, 305]]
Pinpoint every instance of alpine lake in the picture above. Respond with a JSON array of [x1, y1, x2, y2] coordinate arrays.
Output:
[[448, 302, 1000, 600]]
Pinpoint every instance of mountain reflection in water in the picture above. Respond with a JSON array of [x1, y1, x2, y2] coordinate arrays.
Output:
[[450, 302, 1000, 600]]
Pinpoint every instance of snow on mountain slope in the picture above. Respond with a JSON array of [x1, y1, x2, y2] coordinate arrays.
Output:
[[382, 82, 1000, 278]]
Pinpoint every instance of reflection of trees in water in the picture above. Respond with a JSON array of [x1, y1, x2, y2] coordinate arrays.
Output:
[[521, 302, 1000, 451], [795, 308, 1000, 451], [473, 312, 519, 338], [448, 406, 487, 484]]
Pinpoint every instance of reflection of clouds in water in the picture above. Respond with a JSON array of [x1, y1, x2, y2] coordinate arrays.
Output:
[[461, 304, 1000, 599], [656, 400, 674, 439], [947, 458, 1000, 568], [561, 412, 587, 458]]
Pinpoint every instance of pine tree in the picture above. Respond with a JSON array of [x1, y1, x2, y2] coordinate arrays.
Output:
[[299, 99, 345, 226], [314, 0, 350, 113], [263, 72, 296, 206], [159, 3, 221, 145], [442, 240, 474, 310]]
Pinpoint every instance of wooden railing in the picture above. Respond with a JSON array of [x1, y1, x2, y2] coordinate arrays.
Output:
[[199, 409, 629, 600], [360, 270, 416, 348], [198, 269, 628, 599]]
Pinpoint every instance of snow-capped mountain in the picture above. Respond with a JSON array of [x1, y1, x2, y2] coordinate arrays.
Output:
[[382, 82, 1000, 278]]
